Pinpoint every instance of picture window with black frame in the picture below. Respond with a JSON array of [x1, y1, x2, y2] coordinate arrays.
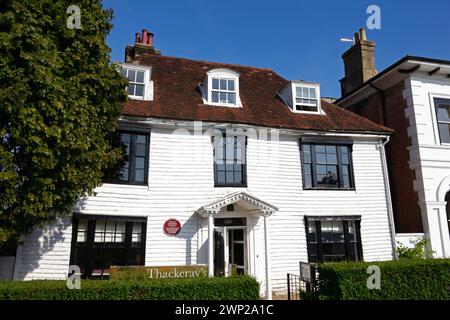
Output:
[[305, 217, 362, 263], [70, 216, 146, 278], [213, 133, 247, 187], [105, 131, 149, 185], [302, 142, 354, 189]]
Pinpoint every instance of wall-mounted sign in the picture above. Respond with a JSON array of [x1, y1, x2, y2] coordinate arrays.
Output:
[[110, 265, 208, 280], [163, 219, 181, 236], [299, 261, 312, 282]]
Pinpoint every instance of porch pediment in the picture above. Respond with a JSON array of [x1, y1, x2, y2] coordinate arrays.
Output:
[[196, 192, 278, 217]]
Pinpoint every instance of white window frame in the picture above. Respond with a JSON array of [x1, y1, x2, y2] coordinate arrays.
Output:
[[119, 63, 153, 101], [202, 69, 242, 108], [293, 83, 321, 114], [429, 92, 450, 146]]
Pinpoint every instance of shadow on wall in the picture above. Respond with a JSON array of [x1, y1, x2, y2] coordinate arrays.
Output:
[[175, 214, 198, 266], [18, 217, 71, 279]]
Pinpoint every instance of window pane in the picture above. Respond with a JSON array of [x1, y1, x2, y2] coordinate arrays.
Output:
[[127, 69, 136, 82], [304, 174, 312, 188], [295, 87, 303, 97], [326, 145, 336, 154], [212, 91, 219, 102], [127, 84, 135, 96], [136, 143, 146, 157], [307, 220, 317, 242], [438, 123, 450, 143], [220, 79, 227, 90], [316, 164, 327, 175], [437, 107, 450, 121], [226, 171, 234, 183], [135, 169, 145, 182], [134, 84, 144, 97], [77, 219, 88, 242], [228, 80, 235, 91], [136, 71, 145, 84], [135, 157, 145, 169], [302, 87, 309, 98], [303, 144, 311, 163], [341, 153, 349, 164], [332, 221, 344, 242], [315, 145, 326, 153], [120, 167, 129, 181], [136, 135, 146, 144], [212, 79, 219, 90], [321, 221, 333, 243], [326, 153, 337, 164], [228, 93, 236, 104], [217, 171, 226, 184], [316, 153, 326, 164], [219, 92, 227, 103], [309, 87, 316, 99]]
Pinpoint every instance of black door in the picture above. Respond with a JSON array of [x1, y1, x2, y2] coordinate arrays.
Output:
[[214, 229, 225, 277]]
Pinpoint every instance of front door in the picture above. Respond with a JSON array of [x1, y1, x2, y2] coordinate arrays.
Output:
[[213, 224, 247, 276]]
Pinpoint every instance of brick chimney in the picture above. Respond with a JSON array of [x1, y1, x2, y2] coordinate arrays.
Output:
[[125, 28, 160, 62], [340, 28, 377, 96]]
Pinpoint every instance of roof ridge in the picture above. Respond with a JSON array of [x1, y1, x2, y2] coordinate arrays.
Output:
[[156, 54, 275, 72]]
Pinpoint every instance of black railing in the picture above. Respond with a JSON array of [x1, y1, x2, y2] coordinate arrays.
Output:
[[287, 263, 319, 300], [287, 273, 302, 300]]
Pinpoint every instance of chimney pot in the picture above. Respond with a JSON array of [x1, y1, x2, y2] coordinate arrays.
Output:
[[141, 29, 148, 45], [135, 32, 141, 44], [148, 32, 154, 46], [359, 28, 367, 41]]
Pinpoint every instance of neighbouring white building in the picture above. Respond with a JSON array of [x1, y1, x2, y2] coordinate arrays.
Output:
[[1, 29, 397, 298], [336, 29, 450, 258]]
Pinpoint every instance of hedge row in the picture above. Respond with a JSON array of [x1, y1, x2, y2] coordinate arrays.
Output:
[[0, 275, 260, 300], [317, 259, 450, 300]]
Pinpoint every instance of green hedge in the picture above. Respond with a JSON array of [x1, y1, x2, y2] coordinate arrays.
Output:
[[317, 259, 450, 300], [0, 275, 260, 300]]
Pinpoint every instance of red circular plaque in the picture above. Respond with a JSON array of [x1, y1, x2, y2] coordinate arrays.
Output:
[[163, 219, 181, 236]]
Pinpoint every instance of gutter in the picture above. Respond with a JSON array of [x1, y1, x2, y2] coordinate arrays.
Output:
[[379, 135, 398, 259]]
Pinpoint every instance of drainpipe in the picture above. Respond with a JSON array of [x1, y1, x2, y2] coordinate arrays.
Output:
[[379, 136, 398, 259]]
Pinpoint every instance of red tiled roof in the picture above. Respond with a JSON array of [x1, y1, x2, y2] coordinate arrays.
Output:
[[122, 54, 393, 134]]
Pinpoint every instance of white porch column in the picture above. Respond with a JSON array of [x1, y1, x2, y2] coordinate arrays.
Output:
[[263, 213, 272, 300], [208, 213, 214, 277]]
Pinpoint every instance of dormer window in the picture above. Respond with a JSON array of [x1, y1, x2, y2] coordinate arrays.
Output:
[[211, 78, 236, 104], [295, 85, 319, 112], [119, 64, 153, 101], [200, 69, 242, 107], [279, 81, 323, 114]]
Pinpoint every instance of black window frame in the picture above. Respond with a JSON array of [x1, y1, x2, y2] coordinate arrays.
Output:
[[104, 130, 150, 185], [434, 98, 450, 144], [304, 216, 363, 263], [300, 139, 355, 190], [69, 214, 147, 278], [213, 133, 247, 188]]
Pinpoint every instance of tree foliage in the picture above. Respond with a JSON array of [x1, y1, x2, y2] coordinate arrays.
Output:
[[0, 0, 127, 246]]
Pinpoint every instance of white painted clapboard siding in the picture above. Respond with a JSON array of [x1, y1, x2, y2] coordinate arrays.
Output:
[[15, 127, 393, 295]]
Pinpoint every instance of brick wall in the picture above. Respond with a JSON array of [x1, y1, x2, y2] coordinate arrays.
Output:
[[347, 81, 423, 233]]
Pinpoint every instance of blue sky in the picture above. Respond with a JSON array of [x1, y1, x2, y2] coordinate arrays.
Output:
[[103, 0, 450, 98]]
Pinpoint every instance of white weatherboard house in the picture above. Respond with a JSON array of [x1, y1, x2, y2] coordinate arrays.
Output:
[[3, 30, 396, 298]]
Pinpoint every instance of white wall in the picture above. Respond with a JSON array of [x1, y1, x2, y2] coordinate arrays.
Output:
[[13, 125, 394, 296], [403, 74, 450, 257]]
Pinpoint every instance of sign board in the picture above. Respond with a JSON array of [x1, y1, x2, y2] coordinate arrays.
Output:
[[109, 265, 208, 281], [299, 262, 312, 282], [163, 219, 181, 236]]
